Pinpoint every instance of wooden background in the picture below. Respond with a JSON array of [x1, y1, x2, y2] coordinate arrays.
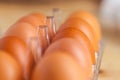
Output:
[[0, 1, 119, 80]]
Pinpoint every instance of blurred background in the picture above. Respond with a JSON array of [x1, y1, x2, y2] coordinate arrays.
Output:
[[0, 0, 120, 80]]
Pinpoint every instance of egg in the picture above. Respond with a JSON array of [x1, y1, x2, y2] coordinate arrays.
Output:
[[0, 36, 34, 80], [14, 13, 52, 48], [32, 52, 88, 80], [16, 15, 50, 49], [45, 38, 92, 78], [29, 13, 55, 42], [17, 15, 43, 28], [16, 13, 46, 28], [58, 18, 98, 51], [4, 22, 50, 61], [53, 27, 96, 64], [29, 13, 46, 24], [69, 10, 101, 42], [4, 22, 37, 45], [29, 13, 56, 42], [0, 50, 23, 80]]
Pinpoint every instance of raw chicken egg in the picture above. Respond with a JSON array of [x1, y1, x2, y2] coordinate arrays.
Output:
[[29, 13, 46, 24], [0, 50, 23, 80], [17, 15, 43, 28], [53, 27, 96, 64], [4, 22, 37, 45], [32, 52, 87, 80], [0, 36, 34, 80], [5, 22, 50, 61], [69, 10, 101, 42], [45, 38, 92, 78], [58, 18, 98, 51], [16, 13, 46, 28]]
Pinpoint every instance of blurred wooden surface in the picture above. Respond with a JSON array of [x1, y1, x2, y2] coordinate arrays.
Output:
[[0, 1, 119, 80]]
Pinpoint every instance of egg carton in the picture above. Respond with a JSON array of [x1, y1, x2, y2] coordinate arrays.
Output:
[[93, 40, 104, 80]]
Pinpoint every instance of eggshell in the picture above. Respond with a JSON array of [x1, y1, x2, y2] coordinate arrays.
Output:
[[4, 22, 37, 45], [29, 13, 46, 24], [53, 27, 96, 64], [32, 52, 88, 80], [15, 12, 46, 28], [69, 10, 101, 42], [17, 15, 43, 28], [0, 36, 34, 80], [5, 22, 50, 61], [0, 50, 23, 80], [58, 18, 98, 51], [45, 38, 92, 78]]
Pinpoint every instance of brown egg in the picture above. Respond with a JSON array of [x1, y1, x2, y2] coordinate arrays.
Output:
[[29, 12, 46, 24], [32, 52, 88, 80], [58, 18, 98, 51], [4, 22, 37, 45], [29, 13, 55, 41], [53, 27, 96, 64], [14, 13, 50, 49], [4, 22, 49, 62], [17, 15, 43, 28], [0, 50, 23, 80], [16, 13, 46, 28], [45, 38, 92, 78], [29, 13, 55, 42], [69, 10, 101, 42], [0, 36, 34, 80], [15, 13, 52, 48]]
